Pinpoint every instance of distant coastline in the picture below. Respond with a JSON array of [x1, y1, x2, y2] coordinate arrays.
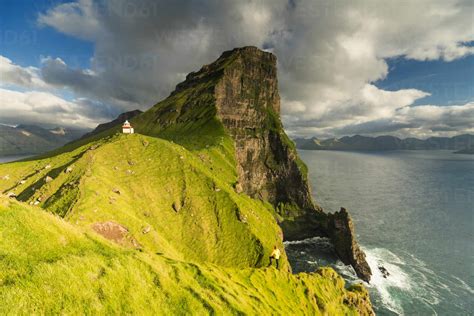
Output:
[[294, 134, 473, 153]]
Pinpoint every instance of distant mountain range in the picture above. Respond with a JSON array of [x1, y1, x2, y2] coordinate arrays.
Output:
[[0, 124, 89, 156], [294, 134, 474, 153]]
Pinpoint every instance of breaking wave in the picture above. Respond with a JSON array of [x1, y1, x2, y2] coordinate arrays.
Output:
[[285, 239, 473, 315], [364, 248, 413, 315], [284, 236, 332, 246], [364, 248, 473, 315]]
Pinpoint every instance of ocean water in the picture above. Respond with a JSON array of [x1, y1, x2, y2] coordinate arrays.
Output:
[[286, 150, 474, 315]]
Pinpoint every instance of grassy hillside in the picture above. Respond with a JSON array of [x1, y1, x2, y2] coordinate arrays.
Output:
[[0, 196, 372, 315], [0, 133, 283, 269], [0, 133, 373, 314], [0, 46, 374, 315]]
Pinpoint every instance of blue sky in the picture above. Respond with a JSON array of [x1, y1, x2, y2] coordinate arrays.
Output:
[[0, 0, 93, 68], [0, 0, 473, 137], [377, 55, 474, 106]]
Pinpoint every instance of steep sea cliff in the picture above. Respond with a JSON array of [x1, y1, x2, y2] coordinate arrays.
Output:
[[0, 47, 374, 314]]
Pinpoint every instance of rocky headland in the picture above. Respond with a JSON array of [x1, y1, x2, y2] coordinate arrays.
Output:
[[0, 46, 373, 314], [131, 46, 372, 281]]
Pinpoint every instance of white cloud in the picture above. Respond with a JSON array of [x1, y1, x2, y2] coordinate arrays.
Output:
[[396, 102, 474, 129], [2, 0, 473, 136], [38, 0, 102, 41], [0, 56, 48, 89], [0, 88, 101, 128], [273, 0, 473, 136], [289, 101, 474, 139], [0, 56, 119, 127], [391, 102, 474, 138]]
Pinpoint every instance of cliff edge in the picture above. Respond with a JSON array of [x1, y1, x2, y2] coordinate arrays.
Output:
[[0, 47, 375, 313], [134, 46, 372, 281]]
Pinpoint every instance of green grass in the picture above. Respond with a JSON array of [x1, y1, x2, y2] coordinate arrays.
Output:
[[0, 134, 282, 268], [0, 197, 372, 315], [0, 48, 373, 314], [0, 134, 373, 314]]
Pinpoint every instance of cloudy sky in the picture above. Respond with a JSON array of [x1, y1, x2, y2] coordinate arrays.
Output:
[[0, 0, 473, 138]]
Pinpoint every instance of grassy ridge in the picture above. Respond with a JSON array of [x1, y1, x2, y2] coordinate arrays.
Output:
[[0, 48, 374, 312], [0, 197, 372, 315], [0, 133, 374, 314], [0, 133, 285, 269]]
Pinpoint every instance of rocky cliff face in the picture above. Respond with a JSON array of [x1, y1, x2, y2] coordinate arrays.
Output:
[[134, 46, 372, 282], [144, 47, 314, 214], [213, 47, 314, 212], [325, 208, 372, 282]]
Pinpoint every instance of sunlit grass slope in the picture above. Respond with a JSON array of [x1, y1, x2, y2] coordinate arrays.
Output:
[[0, 133, 374, 314], [0, 197, 372, 315], [0, 46, 376, 314], [0, 133, 284, 268]]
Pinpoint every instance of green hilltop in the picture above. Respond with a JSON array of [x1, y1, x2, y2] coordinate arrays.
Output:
[[0, 47, 374, 314]]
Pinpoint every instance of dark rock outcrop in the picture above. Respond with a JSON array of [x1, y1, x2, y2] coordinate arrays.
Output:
[[325, 208, 372, 282], [378, 266, 390, 278]]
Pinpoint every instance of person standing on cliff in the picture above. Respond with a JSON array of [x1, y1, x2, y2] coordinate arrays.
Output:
[[269, 246, 281, 269]]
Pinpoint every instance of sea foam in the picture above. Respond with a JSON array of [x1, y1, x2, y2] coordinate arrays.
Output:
[[365, 248, 412, 315], [286, 237, 473, 314]]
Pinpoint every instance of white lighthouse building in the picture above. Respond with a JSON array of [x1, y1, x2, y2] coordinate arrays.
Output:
[[122, 120, 134, 134]]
